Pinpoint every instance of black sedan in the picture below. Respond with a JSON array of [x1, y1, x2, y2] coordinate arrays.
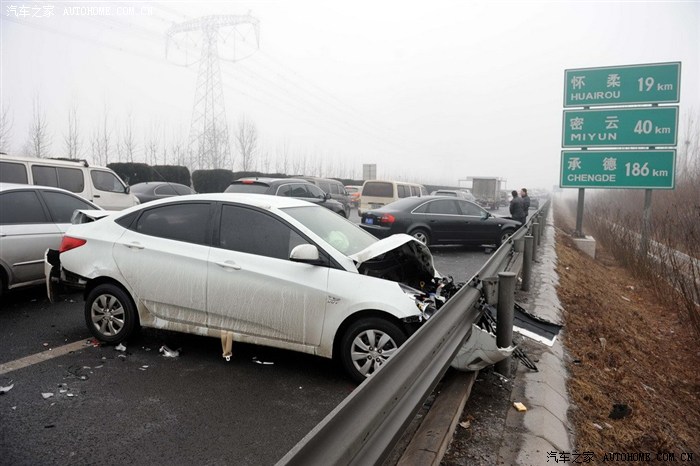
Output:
[[359, 196, 521, 246], [130, 182, 195, 203]]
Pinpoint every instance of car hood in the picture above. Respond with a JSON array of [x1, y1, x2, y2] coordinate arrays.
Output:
[[349, 234, 438, 288], [70, 209, 113, 224]]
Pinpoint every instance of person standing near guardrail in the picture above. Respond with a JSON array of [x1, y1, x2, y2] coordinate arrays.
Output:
[[510, 190, 527, 225], [520, 188, 530, 219]]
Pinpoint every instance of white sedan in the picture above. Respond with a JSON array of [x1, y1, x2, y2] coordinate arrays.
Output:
[[47, 193, 445, 382]]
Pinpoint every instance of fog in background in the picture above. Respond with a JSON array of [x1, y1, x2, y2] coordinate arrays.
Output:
[[1, 0, 698, 191]]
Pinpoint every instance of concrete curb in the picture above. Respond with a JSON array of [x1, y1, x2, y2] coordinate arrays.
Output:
[[499, 206, 573, 465], [396, 371, 477, 466]]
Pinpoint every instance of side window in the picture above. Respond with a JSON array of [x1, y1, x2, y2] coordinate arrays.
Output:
[[32, 165, 59, 187], [397, 185, 409, 198], [413, 202, 429, 214], [427, 199, 460, 215], [307, 185, 326, 199], [410, 186, 419, 197], [0, 191, 48, 224], [219, 204, 309, 260], [40, 191, 95, 223], [56, 167, 84, 193], [318, 182, 331, 193], [91, 170, 126, 193], [459, 201, 483, 216], [289, 184, 310, 198], [276, 184, 292, 196], [135, 203, 210, 245], [420, 186, 428, 196], [0, 162, 29, 183], [154, 185, 177, 196], [173, 185, 194, 195]]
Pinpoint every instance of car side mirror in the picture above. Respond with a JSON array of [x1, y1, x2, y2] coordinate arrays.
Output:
[[290, 244, 321, 264], [125, 186, 130, 194], [481, 211, 490, 220], [324, 192, 331, 201]]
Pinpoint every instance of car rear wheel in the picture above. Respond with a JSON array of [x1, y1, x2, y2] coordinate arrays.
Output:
[[498, 228, 515, 246], [340, 318, 407, 383], [85, 284, 139, 344], [409, 228, 430, 246]]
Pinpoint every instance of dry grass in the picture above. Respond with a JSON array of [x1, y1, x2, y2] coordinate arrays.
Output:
[[555, 206, 700, 459]]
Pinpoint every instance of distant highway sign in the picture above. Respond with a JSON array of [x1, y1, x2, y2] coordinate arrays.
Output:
[[564, 62, 680, 107], [560, 150, 675, 189], [562, 106, 678, 148]]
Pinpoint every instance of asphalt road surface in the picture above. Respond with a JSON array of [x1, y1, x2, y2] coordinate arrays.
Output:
[[0, 207, 509, 465]]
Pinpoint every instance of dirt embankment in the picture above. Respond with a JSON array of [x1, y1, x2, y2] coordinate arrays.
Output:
[[556, 215, 700, 460]]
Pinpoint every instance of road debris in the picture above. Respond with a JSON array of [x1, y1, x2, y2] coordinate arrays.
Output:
[[41, 392, 54, 399], [115, 343, 127, 352], [513, 402, 527, 412], [459, 420, 471, 429], [0, 383, 14, 394], [609, 403, 632, 419], [253, 357, 274, 365], [159, 346, 180, 358]]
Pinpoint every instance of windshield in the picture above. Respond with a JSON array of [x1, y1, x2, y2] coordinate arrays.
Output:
[[283, 205, 377, 256]]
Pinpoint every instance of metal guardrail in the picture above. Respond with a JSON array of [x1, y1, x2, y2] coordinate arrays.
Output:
[[277, 201, 551, 466]]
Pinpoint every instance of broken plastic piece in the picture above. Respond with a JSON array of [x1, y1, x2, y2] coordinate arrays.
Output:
[[41, 392, 54, 399], [459, 420, 471, 429], [159, 346, 180, 358], [593, 423, 603, 430], [115, 343, 126, 352], [253, 357, 274, 365], [0, 383, 14, 394], [513, 402, 527, 412]]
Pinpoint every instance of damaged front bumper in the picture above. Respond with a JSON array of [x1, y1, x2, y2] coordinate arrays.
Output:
[[44, 249, 87, 303]]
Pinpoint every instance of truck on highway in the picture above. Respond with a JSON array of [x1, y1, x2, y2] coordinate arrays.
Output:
[[471, 177, 503, 210]]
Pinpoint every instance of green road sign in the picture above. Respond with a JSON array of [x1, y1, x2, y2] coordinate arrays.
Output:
[[564, 62, 681, 107], [560, 150, 675, 189], [562, 106, 677, 148]]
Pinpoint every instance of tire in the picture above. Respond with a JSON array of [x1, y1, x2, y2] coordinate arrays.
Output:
[[85, 284, 139, 344], [340, 318, 407, 383], [409, 228, 430, 246], [498, 228, 515, 246]]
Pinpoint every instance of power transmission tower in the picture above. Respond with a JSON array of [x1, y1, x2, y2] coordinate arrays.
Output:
[[166, 15, 260, 170]]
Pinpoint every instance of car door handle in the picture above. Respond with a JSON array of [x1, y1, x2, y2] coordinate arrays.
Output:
[[93, 194, 101, 198], [124, 242, 144, 250], [216, 260, 241, 271]]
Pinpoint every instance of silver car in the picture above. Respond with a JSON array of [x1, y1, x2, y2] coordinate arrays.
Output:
[[0, 183, 99, 297]]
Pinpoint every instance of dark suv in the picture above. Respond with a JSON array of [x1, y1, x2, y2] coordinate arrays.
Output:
[[299, 177, 351, 217], [225, 178, 347, 216]]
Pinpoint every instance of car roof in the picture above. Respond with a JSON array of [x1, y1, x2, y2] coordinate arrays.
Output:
[[120, 192, 313, 210], [0, 182, 79, 194], [231, 177, 311, 185]]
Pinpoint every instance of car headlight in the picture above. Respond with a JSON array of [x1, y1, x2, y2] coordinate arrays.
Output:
[[399, 283, 438, 320]]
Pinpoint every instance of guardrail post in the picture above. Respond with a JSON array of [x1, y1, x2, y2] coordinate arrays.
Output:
[[537, 215, 544, 246], [531, 224, 538, 263], [533, 221, 541, 247], [513, 236, 525, 253], [521, 235, 534, 292], [495, 272, 516, 376]]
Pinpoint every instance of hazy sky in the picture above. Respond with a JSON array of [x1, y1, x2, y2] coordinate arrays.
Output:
[[1, 0, 698, 190]]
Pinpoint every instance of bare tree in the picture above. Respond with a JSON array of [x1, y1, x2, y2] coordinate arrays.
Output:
[[259, 145, 271, 173], [171, 125, 185, 166], [144, 121, 160, 166], [121, 113, 137, 163], [64, 103, 82, 159], [234, 115, 259, 172], [0, 103, 13, 153], [28, 96, 51, 158], [98, 103, 112, 165], [275, 137, 291, 174]]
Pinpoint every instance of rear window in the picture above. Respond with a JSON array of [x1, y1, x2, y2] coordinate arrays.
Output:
[[363, 182, 392, 197], [0, 162, 28, 184], [225, 182, 270, 194]]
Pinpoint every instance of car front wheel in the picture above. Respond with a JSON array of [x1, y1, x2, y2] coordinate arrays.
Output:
[[85, 283, 139, 344], [340, 318, 407, 383], [498, 228, 515, 246]]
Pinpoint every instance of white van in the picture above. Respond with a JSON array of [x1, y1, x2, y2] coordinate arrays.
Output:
[[359, 180, 428, 215], [0, 155, 139, 210]]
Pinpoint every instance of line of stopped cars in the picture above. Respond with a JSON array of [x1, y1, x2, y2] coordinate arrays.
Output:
[[0, 177, 523, 382]]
